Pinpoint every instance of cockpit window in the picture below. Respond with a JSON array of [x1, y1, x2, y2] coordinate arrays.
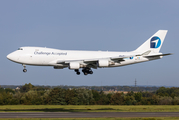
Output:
[[18, 48, 23, 50]]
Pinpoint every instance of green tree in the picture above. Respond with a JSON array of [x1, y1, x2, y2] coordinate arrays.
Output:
[[65, 89, 78, 105], [124, 95, 136, 105], [43, 89, 52, 104], [158, 96, 172, 105], [0, 93, 3, 105], [20, 83, 34, 93], [1, 92, 13, 105], [156, 87, 179, 98], [20, 90, 43, 105], [92, 90, 100, 103], [46, 88, 67, 105], [11, 91, 22, 105], [134, 92, 142, 102], [75, 88, 94, 105], [5, 88, 15, 94], [172, 97, 179, 105], [110, 93, 124, 105], [127, 91, 134, 96]]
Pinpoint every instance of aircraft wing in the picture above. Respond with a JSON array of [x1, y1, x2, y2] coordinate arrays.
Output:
[[54, 53, 172, 69], [83, 55, 136, 68], [56, 55, 136, 65], [82, 53, 172, 64], [83, 55, 137, 63]]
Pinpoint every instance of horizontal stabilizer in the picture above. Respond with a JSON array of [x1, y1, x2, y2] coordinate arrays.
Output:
[[143, 53, 173, 58]]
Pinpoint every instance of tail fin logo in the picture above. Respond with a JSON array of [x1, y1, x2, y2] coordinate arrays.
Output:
[[150, 36, 161, 48]]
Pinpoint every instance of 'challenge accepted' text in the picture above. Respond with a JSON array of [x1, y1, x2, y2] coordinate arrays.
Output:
[[34, 51, 67, 56]]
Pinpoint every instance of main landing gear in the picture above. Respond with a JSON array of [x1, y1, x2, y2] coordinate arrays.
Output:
[[82, 68, 93, 75], [74, 68, 93, 75], [74, 69, 80, 75], [22, 64, 27, 73]]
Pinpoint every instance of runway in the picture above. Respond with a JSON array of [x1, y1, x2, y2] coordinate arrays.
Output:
[[0, 112, 179, 118]]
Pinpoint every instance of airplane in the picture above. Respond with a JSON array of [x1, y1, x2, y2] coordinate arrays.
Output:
[[7, 30, 172, 75]]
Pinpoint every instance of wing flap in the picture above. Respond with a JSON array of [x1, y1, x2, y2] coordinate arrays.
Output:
[[83, 59, 98, 63], [56, 55, 137, 65], [56, 61, 66, 64], [110, 55, 136, 61]]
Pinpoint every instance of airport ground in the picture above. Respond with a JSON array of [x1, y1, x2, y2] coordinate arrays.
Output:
[[0, 105, 179, 112], [0, 105, 179, 119], [0, 117, 179, 120]]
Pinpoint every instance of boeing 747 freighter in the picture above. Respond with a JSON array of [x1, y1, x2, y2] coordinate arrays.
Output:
[[7, 30, 172, 75]]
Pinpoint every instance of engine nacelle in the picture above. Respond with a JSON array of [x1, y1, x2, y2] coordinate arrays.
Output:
[[98, 60, 109, 67], [69, 62, 80, 69]]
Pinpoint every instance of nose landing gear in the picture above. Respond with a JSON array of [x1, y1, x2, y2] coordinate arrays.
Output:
[[22, 64, 27, 73], [23, 69, 27, 72]]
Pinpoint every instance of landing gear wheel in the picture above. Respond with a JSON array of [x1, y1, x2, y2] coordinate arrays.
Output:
[[74, 69, 80, 75], [84, 72, 88, 75], [23, 69, 27, 73], [89, 71, 93, 74], [76, 72, 80, 75]]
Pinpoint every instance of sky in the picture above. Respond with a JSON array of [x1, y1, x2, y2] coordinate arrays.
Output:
[[0, 0, 178, 86]]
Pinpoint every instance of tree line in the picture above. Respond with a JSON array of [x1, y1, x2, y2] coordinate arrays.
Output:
[[0, 85, 160, 92], [0, 83, 179, 105]]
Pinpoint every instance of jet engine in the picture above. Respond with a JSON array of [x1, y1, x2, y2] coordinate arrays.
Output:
[[69, 62, 80, 69], [98, 60, 109, 67]]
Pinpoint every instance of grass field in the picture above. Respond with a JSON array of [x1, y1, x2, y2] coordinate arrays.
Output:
[[0, 105, 179, 112], [0, 118, 179, 120]]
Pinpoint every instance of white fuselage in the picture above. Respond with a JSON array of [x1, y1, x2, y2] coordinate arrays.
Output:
[[7, 47, 160, 68]]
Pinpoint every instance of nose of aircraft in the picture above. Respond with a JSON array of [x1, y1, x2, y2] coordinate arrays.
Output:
[[7, 53, 12, 60], [7, 53, 16, 61]]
